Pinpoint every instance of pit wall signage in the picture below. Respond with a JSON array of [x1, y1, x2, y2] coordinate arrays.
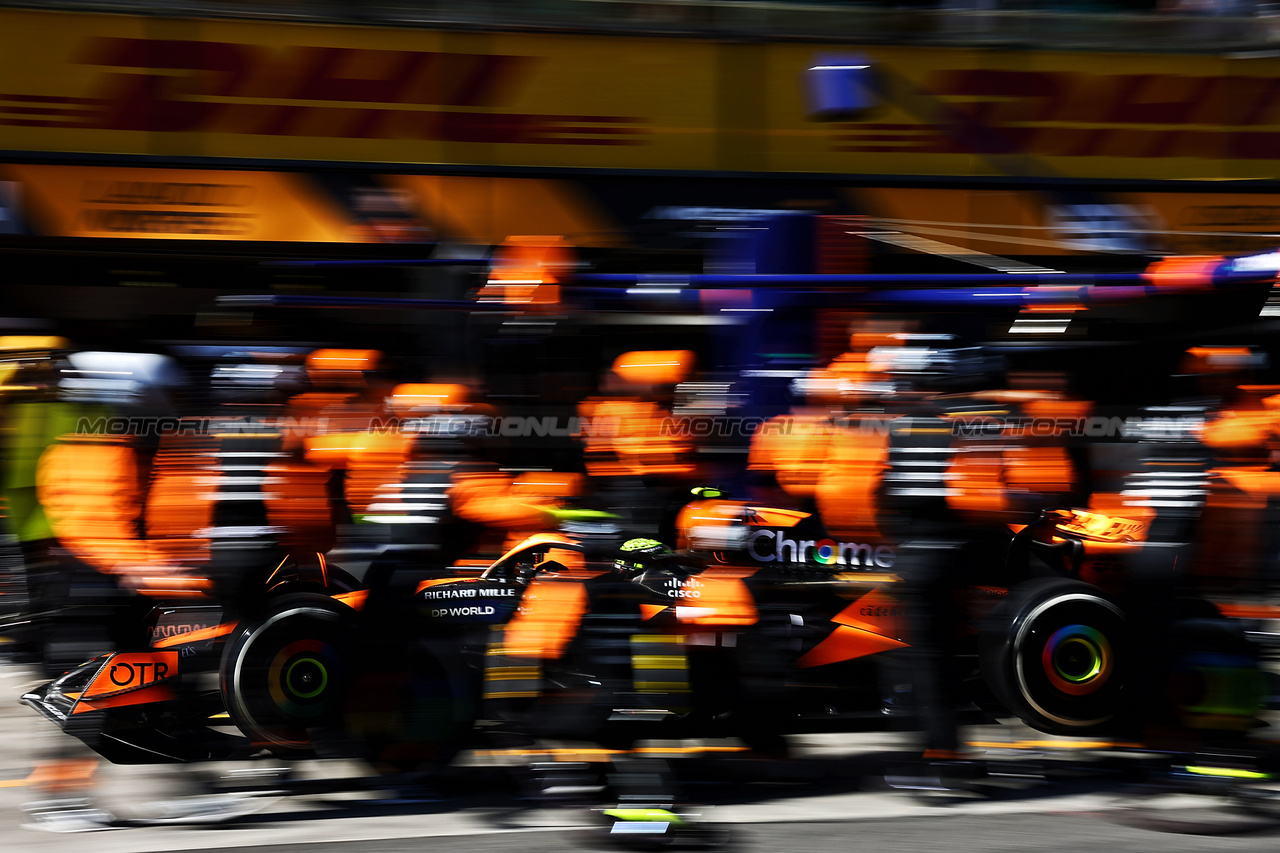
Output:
[[5, 161, 1272, 256], [0, 163, 622, 244], [1, 164, 358, 241], [4, 7, 1280, 182]]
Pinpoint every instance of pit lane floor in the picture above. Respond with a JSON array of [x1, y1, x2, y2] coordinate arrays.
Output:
[[0, 661, 1277, 852]]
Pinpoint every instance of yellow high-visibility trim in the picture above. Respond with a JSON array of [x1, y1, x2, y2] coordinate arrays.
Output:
[[1185, 765, 1270, 780], [632, 655, 687, 669], [485, 667, 542, 681], [482, 690, 540, 699]]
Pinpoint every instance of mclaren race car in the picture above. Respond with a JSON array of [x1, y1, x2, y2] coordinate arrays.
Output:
[[20, 493, 1264, 771]]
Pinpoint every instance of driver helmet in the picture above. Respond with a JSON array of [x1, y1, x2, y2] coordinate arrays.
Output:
[[613, 538, 672, 576]]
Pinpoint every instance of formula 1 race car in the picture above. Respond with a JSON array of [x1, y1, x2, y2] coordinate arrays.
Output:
[[18, 526, 644, 769], [20, 495, 1265, 772]]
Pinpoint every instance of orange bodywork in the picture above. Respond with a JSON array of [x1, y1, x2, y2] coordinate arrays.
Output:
[[153, 622, 236, 648], [332, 589, 369, 610], [744, 506, 811, 527], [796, 625, 908, 669], [418, 577, 474, 592], [640, 604, 667, 621], [832, 588, 907, 640], [73, 684, 180, 714], [72, 651, 181, 714]]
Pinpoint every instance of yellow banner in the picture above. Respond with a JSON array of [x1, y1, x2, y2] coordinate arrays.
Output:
[[2, 164, 360, 241], [2, 8, 1280, 180]]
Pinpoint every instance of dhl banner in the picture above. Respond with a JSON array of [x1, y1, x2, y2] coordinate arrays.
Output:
[[3, 8, 1280, 181]]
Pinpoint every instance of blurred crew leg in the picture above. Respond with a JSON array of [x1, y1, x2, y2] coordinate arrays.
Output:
[[901, 540, 963, 760]]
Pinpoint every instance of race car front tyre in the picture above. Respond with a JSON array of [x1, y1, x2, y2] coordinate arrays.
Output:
[[980, 578, 1128, 736], [220, 593, 356, 758]]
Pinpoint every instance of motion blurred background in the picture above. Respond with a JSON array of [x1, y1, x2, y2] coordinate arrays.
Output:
[[3, 0, 1280, 847]]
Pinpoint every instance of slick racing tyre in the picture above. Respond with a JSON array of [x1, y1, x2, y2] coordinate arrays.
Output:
[[221, 593, 356, 757], [980, 578, 1128, 735]]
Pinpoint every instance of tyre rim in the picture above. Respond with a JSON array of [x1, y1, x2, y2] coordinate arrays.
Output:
[[1013, 592, 1123, 727], [1042, 624, 1112, 696], [229, 606, 346, 746], [268, 638, 340, 716], [286, 654, 329, 699]]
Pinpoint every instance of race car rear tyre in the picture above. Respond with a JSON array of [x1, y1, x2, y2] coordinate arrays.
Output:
[[980, 578, 1128, 736], [221, 593, 356, 757]]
